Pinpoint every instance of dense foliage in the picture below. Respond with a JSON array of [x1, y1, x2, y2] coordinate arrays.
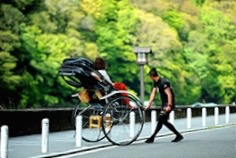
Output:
[[0, 0, 235, 109]]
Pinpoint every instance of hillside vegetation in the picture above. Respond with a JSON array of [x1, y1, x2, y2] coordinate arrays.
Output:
[[0, 0, 235, 108]]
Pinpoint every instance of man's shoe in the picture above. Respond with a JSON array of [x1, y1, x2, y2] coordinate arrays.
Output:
[[171, 135, 183, 142], [145, 137, 154, 143]]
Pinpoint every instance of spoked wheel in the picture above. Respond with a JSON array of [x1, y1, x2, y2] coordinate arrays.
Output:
[[72, 102, 106, 142], [101, 95, 144, 146]]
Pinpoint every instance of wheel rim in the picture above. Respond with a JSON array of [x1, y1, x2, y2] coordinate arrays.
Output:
[[102, 96, 144, 146], [72, 103, 106, 142]]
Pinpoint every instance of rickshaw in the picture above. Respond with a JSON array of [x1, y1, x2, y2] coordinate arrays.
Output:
[[59, 57, 144, 146]]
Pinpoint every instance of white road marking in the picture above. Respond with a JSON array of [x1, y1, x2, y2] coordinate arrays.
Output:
[[54, 146, 118, 158]]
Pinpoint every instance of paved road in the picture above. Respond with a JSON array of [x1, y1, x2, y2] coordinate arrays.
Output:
[[3, 113, 236, 158], [54, 125, 236, 158]]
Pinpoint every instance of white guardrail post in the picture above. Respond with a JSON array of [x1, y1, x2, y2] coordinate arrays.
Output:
[[202, 107, 207, 127], [225, 106, 230, 124], [1, 125, 9, 158], [76, 115, 82, 147], [214, 107, 219, 125], [41, 118, 49, 154], [187, 108, 192, 129], [151, 110, 157, 134], [130, 111, 135, 138], [169, 110, 175, 125]]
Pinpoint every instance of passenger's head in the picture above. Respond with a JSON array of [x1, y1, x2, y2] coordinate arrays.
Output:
[[149, 68, 159, 80], [93, 57, 106, 70]]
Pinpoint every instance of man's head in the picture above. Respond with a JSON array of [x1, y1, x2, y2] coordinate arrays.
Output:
[[149, 68, 159, 81]]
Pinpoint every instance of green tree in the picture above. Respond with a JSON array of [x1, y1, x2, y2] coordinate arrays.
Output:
[[0, 4, 26, 108], [0, 31, 22, 108], [1, 0, 236, 108], [197, 7, 236, 103], [18, 25, 80, 108], [92, 0, 139, 89]]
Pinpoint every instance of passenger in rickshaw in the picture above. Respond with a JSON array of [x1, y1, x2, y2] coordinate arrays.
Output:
[[91, 57, 134, 108], [92, 57, 113, 85], [91, 57, 128, 92]]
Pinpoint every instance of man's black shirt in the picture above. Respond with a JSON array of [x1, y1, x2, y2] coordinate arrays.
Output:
[[153, 77, 175, 109]]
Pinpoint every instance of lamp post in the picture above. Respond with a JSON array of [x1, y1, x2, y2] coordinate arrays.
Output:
[[133, 47, 152, 105]]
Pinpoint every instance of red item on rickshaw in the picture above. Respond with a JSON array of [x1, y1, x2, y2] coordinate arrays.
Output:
[[113, 82, 129, 104]]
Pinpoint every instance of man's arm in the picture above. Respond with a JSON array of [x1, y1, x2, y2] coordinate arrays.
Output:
[[164, 87, 173, 112], [146, 87, 157, 109]]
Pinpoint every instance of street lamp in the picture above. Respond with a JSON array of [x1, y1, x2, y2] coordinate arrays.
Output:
[[133, 46, 152, 105]]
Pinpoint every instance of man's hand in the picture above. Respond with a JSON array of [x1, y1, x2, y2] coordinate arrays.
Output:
[[145, 102, 152, 110], [145, 88, 157, 110], [165, 105, 172, 112]]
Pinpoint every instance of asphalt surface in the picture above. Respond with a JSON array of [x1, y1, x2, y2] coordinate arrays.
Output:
[[56, 125, 236, 158], [2, 113, 236, 158]]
